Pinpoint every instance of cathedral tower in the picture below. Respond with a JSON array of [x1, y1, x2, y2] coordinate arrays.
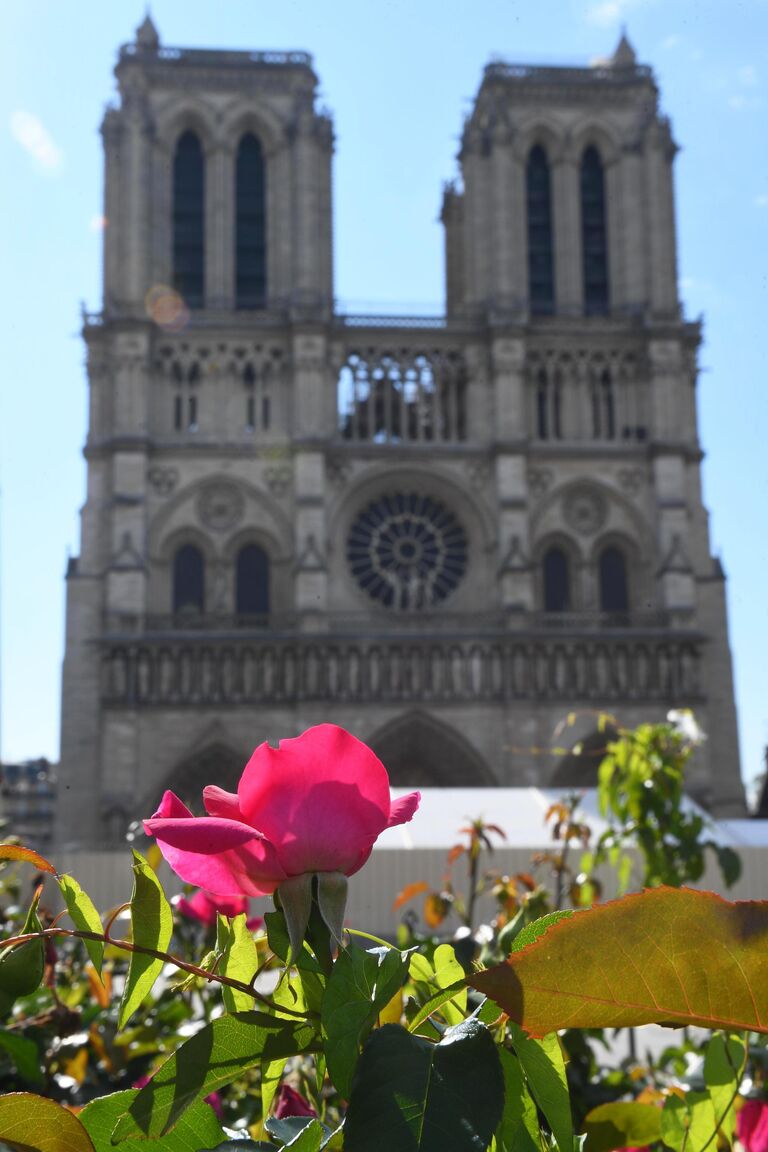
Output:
[[58, 23, 743, 846]]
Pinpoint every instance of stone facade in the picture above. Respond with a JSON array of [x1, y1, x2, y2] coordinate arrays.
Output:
[[57, 20, 745, 847]]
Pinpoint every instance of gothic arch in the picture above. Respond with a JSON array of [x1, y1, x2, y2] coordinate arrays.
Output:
[[515, 117, 564, 163], [155, 99, 220, 155], [567, 121, 621, 168], [147, 739, 248, 815], [148, 475, 294, 563], [368, 711, 496, 787], [549, 723, 618, 788], [220, 104, 285, 156], [531, 477, 652, 557]]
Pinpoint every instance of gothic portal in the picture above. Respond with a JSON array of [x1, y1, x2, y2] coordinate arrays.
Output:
[[57, 19, 745, 846]]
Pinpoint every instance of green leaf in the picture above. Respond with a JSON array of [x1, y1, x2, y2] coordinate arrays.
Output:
[[428, 945, 467, 1025], [58, 873, 105, 977], [583, 1102, 663, 1152], [80, 1089, 226, 1151], [112, 1010, 317, 1140], [322, 945, 410, 1099], [495, 1047, 540, 1152], [509, 1025, 573, 1152], [220, 912, 259, 1013], [344, 1019, 504, 1152], [508, 910, 574, 953], [262, 1054, 287, 1119], [704, 1033, 745, 1146], [406, 979, 469, 1034], [471, 887, 768, 1035], [0, 1092, 95, 1151], [0, 1029, 44, 1085], [118, 850, 173, 1029], [266, 908, 321, 972], [266, 1116, 332, 1148], [715, 847, 742, 888], [661, 1092, 717, 1152]]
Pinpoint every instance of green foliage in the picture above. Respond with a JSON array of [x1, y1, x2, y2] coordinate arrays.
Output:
[[321, 944, 409, 1098], [583, 1102, 663, 1152], [118, 851, 173, 1028], [112, 1011, 318, 1139], [509, 1025, 574, 1152], [595, 718, 741, 889], [218, 911, 259, 1013], [58, 872, 105, 976], [493, 1047, 541, 1152], [80, 1089, 227, 1151], [344, 1019, 504, 1152]]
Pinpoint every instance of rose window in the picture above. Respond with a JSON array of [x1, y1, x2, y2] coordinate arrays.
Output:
[[347, 493, 468, 611]]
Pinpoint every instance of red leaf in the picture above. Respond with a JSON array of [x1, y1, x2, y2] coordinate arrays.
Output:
[[469, 887, 768, 1037], [0, 845, 57, 875]]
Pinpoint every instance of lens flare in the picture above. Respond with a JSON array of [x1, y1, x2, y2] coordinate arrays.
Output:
[[145, 284, 189, 331]]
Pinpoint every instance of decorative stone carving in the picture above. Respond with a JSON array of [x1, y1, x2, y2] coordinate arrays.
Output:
[[197, 481, 245, 532], [618, 467, 644, 495], [147, 466, 178, 496], [499, 535, 529, 572], [264, 465, 292, 498], [528, 467, 554, 495], [465, 461, 490, 490], [563, 486, 608, 535], [297, 533, 327, 572], [327, 459, 351, 489], [111, 531, 144, 570]]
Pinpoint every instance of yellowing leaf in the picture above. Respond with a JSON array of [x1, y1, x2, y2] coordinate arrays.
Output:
[[0, 845, 57, 874], [392, 881, 430, 912], [0, 1093, 95, 1151], [584, 1101, 663, 1152], [470, 887, 768, 1036]]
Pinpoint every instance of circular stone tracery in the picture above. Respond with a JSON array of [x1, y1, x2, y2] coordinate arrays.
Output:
[[347, 493, 468, 611]]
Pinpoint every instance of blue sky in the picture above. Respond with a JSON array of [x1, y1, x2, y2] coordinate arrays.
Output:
[[1, 0, 767, 798]]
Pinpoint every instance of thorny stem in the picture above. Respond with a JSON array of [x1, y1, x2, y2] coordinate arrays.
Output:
[[0, 928, 313, 1021]]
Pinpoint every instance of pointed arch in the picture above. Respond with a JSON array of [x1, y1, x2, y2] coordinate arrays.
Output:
[[236, 133, 267, 309], [368, 712, 495, 786], [526, 144, 555, 315], [173, 130, 205, 308], [543, 545, 570, 612], [599, 544, 629, 613], [235, 542, 270, 618], [172, 543, 205, 615], [550, 724, 619, 788]]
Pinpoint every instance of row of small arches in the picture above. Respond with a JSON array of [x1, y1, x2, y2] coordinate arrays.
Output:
[[527, 144, 608, 315], [174, 131, 265, 309]]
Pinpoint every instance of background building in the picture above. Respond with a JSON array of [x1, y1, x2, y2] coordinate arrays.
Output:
[[57, 18, 744, 846]]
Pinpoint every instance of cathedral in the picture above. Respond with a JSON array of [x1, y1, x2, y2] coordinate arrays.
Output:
[[57, 17, 745, 846]]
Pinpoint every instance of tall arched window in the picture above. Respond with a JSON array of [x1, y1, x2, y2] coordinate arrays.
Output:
[[527, 145, 555, 315], [580, 146, 609, 315], [236, 544, 270, 618], [236, 134, 267, 309], [543, 547, 570, 612], [173, 544, 205, 615], [173, 131, 205, 308], [599, 546, 628, 613]]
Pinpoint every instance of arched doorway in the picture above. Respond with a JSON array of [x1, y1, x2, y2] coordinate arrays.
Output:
[[369, 713, 495, 787]]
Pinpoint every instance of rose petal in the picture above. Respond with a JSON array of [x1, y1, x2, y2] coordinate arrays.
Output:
[[145, 812, 286, 897], [203, 785, 245, 821], [387, 791, 421, 828], [237, 724, 393, 876]]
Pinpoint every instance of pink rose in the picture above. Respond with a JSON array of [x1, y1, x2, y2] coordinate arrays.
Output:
[[145, 724, 419, 952], [274, 1083, 318, 1119], [173, 889, 262, 931], [738, 1100, 768, 1152]]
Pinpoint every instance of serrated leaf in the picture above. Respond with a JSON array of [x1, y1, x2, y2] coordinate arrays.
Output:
[[344, 1019, 504, 1152], [112, 1010, 317, 1139], [509, 910, 574, 953], [0, 1029, 44, 1085], [220, 912, 259, 1013], [470, 887, 768, 1036], [321, 944, 409, 1099], [58, 873, 105, 977], [583, 1102, 663, 1152], [80, 1089, 226, 1151], [0, 1092, 95, 1151], [284, 1119, 325, 1150], [118, 851, 173, 1029], [509, 1024, 573, 1152], [0, 845, 57, 874], [495, 1048, 540, 1152]]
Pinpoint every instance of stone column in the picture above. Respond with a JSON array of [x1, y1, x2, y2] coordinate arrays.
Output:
[[121, 85, 150, 308], [101, 109, 123, 311], [292, 330, 331, 625], [489, 130, 516, 309], [619, 142, 646, 311], [291, 108, 321, 308], [646, 120, 679, 318], [207, 144, 230, 309]]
